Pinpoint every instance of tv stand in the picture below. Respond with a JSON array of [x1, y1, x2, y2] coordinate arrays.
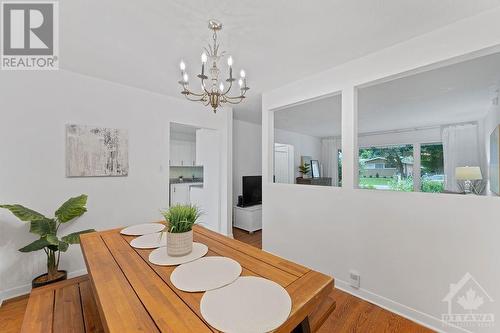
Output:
[[233, 204, 262, 233]]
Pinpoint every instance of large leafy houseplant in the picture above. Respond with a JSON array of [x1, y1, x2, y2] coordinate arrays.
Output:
[[161, 204, 202, 256], [0, 194, 95, 286]]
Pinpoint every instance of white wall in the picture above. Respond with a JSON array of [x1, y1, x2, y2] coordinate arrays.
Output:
[[262, 8, 500, 333], [275, 128, 322, 178], [232, 119, 262, 207], [0, 69, 232, 302], [482, 103, 500, 194], [359, 127, 441, 147]]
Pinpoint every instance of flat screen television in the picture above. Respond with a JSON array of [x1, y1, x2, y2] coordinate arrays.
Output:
[[242, 176, 262, 207]]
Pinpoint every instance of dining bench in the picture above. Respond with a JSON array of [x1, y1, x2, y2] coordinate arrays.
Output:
[[20, 275, 104, 333], [21, 274, 334, 333]]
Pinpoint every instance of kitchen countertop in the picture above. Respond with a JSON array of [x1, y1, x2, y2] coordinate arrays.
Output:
[[169, 178, 203, 184]]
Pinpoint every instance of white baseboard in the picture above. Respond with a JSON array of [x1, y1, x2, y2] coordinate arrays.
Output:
[[0, 268, 88, 306], [335, 279, 472, 333]]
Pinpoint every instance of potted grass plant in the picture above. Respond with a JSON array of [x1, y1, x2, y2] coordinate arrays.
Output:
[[0, 195, 95, 288], [161, 204, 201, 256]]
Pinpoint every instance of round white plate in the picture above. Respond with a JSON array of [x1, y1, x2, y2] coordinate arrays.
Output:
[[171, 257, 242, 292], [130, 232, 167, 249], [200, 276, 292, 333], [148, 242, 208, 266], [120, 223, 164, 236]]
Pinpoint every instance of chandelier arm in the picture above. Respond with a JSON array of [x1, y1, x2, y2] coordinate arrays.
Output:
[[224, 94, 245, 100], [200, 77, 211, 95], [183, 87, 207, 97], [222, 78, 233, 95], [185, 91, 207, 98], [223, 99, 244, 105], [184, 95, 207, 102], [225, 87, 248, 99], [183, 90, 207, 101], [221, 94, 243, 104]]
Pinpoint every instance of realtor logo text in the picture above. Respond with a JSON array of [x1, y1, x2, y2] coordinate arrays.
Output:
[[1, 1, 58, 70]]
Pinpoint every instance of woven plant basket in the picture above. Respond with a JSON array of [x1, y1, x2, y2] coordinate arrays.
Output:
[[167, 230, 193, 256]]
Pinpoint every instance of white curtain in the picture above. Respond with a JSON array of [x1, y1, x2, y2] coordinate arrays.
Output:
[[321, 137, 340, 186], [442, 124, 481, 192]]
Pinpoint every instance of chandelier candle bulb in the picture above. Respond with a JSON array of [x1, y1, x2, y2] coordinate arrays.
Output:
[[227, 56, 233, 67], [219, 82, 224, 92], [240, 69, 246, 78], [201, 52, 207, 75], [180, 60, 186, 71], [183, 72, 189, 83]]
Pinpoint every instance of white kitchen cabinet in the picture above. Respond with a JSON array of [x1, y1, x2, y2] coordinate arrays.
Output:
[[170, 183, 190, 205], [170, 140, 196, 166], [170, 183, 203, 206]]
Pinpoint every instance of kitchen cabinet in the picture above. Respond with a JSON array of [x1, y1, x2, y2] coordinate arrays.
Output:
[[170, 182, 203, 206], [170, 140, 196, 166], [170, 183, 190, 205]]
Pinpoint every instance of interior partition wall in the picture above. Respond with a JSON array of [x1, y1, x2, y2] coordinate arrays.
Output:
[[261, 8, 500, 333]]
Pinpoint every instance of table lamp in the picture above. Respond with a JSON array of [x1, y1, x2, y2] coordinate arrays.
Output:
[[455, 166, 482, 194]]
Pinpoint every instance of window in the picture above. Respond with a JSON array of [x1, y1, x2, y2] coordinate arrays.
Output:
[[420, 143, 444, 193], [359, 145, 414, 191], [357, 51, 500, 196], [273, 94, 342, 187]]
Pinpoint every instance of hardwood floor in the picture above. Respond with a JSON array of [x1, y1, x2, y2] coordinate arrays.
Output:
[[232, 227, 262, 249], [0, 229, 433, 333], [233, 227, 434, 333], [0, 295, 28, 333]]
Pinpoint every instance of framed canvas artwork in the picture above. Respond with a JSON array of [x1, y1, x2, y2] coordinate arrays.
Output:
[[66, 124, 129, 177]]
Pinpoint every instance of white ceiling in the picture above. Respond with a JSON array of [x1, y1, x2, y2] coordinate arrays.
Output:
[[358, 50, 500, 133], [274, 51, 500, 137], [274, 95, 342, 138], [59, 1, 500, 124]]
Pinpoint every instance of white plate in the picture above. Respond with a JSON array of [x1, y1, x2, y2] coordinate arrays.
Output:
[[200, 276, 292, 333], [120, 223, 164, 236], [148, 242, 208, 266], [171, 257, 241, 292], [130, 232, 167, 249]]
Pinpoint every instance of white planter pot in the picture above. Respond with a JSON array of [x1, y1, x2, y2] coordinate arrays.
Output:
[[167, 230, 193, 256]]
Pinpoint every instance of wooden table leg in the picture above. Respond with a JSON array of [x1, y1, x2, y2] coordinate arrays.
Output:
[[291, 316, 311, 333]]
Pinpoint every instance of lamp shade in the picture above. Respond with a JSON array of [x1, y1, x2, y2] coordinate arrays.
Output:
[[455, 166, 482, 180]]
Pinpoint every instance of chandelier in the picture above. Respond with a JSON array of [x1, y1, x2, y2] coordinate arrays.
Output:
[[178, 19, 249, 113]]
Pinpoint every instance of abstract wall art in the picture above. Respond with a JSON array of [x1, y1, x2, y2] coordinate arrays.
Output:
[[66, 124, 129, 177]]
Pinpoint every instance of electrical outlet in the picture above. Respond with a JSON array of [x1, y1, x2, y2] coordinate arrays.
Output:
[[349, 270, 360, 289]]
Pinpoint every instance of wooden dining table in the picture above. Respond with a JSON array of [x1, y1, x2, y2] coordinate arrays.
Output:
[[80, 224, 335, 333]]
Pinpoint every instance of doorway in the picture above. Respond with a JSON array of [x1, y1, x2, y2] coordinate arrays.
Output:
[[169, 123, 222, 233], [274, 143, 294, 184]]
